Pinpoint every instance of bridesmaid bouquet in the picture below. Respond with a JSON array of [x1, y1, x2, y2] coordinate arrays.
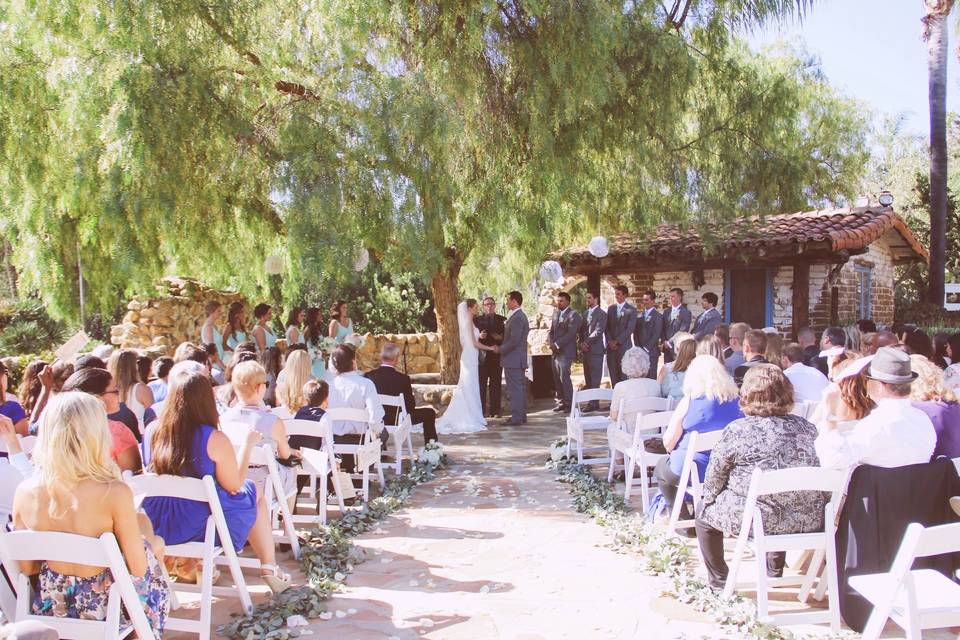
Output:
[[344, 333, 366, 349]]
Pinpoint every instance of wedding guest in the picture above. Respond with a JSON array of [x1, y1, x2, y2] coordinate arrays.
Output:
[[605, 285, 638, 386], [204, 342, 226, 385], [655, 355, 742, 525], [251, 303, 277, 352], [661, 339, 696, 400], [260, 346, 283, 407], [148, 357, 174, 404], [476, 296, 506, 417], [781, 343, 829, 403], [288, 379, 329, 451], [816, 326, 846, 376], [857, 319, 877, 334], [933, 332, 951, 369], [874, 330, 900, 351], [0, 360, 28, 435], [303, 307, 327, 380], [549, 292, 582, 413], [108, 349, 155, 437], [635, 290, 664, 380], [12, 392, 169, 634], [609, 347, 662, 429], [27, 361, 74, 427], [285, 307, 306, 346], [61, 368, 142, 473], [691, 292, 722, 340], [696, 335, 725, 363], [816, 347, 936, 469], [137, 355, 153, 386], [695, 365, 823, 589], [367, 343, 439, 445], [909, 354, 960, 459], [715, 324, 731, 358], [764, 333, 784, 369], [1, 415, 31, 524], [276, 349, 313, 415], [814, 356, 875, 432], [328, 300, 354, 344], [579, 291, 607, 410], [174, 341, 209, 366], [733, 330, 768, 387], [222, 301, 248, 360], [327, 345, 385, 471], [76, 354, 106, 371], [724, 322, 750, 375], [200, 300, 225, 363], [945, 333, 960, 393], [143, 371, 292, 593], [215, 350, 258, 409], [797, 327, 819, 369], [661, 287, 691, 364], [903, 328, 933, 360], [843, 325, 861, 353]]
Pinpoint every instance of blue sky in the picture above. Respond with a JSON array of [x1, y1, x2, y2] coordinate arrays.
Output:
[[748, 0, 959, 135]]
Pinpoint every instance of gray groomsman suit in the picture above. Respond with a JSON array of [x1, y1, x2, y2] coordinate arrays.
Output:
[[500, 308, 530, 423], [635, 306, 663, 379], [662, 304, 692, 363], [549, 306, 583, 410], [605, 302, 637, 386], [691, 306, 722, 340], [580, 305, 607, 393]]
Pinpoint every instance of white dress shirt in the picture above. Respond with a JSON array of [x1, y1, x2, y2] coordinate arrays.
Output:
[[815, 398, 936, 470], [784, 362, 830, 403], [328, 371, 385, 436]]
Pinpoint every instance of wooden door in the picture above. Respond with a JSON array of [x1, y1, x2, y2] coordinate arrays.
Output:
[[728, 269, 767, 328]]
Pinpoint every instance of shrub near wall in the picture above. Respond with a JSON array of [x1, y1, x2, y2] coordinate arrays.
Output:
[[895, 302, 960, 334]]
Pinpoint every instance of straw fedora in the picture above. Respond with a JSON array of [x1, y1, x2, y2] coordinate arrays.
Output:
[[865, 347, 918, 384]]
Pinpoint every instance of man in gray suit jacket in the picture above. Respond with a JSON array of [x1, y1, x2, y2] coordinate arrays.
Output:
[[634, 289, 663, 379], [691, 292, 722, 340], [579, 291, 606, 408], [605, 284, 637, 386], [549, 291, 582, 413], [498, 290, 530, 426], [662, 287, 692, 363]]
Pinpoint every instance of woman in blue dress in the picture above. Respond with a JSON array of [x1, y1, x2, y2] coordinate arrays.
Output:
[[142, 371, 292, 593], [327, 300, 354, 344], [284, 307, 305, 347], [303, 307, 327, 380], [251, 303, 278, 353], [0, 360, 29, 435], [222, 301, 248, 364], [200, 301, 224, 361]]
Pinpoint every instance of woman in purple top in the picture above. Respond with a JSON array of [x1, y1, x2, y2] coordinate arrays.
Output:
[[0, 360, 28, 435], [909, 355, 960, 459]]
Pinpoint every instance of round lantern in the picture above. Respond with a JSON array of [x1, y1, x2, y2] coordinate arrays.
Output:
[[588, 236, 609, 258], [354, 247, 370, 272], [539, 260, 563, 284]]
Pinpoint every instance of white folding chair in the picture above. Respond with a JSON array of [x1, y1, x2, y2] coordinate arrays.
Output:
[[284, 418, 346, 524], [323, 408, 386, 502], [789, 401, 819, 420], [606, 401, 673, 512], [851, 521, 960, 640], [378, 394, 416, 474], [667, 429, 726, 532], [128, 474, 253, 640], [0, 436, 35, 457], [565, 388, 614, 464], [270, 405, 293, 420], [0, 528, 156, 640], [723, 467, 846, 631]]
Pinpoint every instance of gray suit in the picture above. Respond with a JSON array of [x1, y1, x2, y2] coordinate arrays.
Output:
[[605, 302, 637, 386], [635, 307, 663, 379], [500, 308, 530, 423], [662, 305, 692, 363], [580, 305, 607, 392], [691, 307, 722, 340], [549, 307, 582, 409]]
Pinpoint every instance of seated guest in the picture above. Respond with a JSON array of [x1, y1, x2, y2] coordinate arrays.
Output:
[[723, 323, 750, 375], [764, 333, 784, 369], [733, 329, 768, 387], [932, 332, 951, 370], [797, 326, 820, 370], [276, 349, 313, 415], [366, 343, 439, 444], [143, 371, 291, 593], [108, 349, 155, 437], [816, 347, 936, 469], [18, 359, 47, 420], [12, 392, 169, 633], [25, 361, 74, 428], [843, 325, 861, 353], [204, 343, 226, 385], [909, 354, 960, 459], [215, 349, 258, 408], [714, 324, 730, 358], [816, 326, 846, 375], [660, 339, 696, 400], [1, 415, 31, 525], [259, 346, 283, 408], [696, 335, 725, 363], [695, 365, 824, 589], [327, 345, 385, 472], [903, 328, 934, 360], [61, 368, 142, 473], [0, 360, 29, 435], [655, 355, 742, 524], [945, 333, 960, 393], [610, 347, 662, 428], [781, 343, 829, 403], [288, 379, 330, 451], [137, 355, 153, 386], [148, 356, 174, 404], [812, 356, 875, 431], [857, 319, 877, 335]]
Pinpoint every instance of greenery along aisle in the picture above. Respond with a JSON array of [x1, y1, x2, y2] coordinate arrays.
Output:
[[219, 443, 448, 640], [546, 441, 853, 640]]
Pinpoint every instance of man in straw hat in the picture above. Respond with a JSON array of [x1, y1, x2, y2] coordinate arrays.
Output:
[[815, 347, 936, 470]]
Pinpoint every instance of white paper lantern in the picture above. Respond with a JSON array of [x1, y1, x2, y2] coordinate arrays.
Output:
[[353, 247, 370, 272], [588, 236, 609, 258], [264, 254, 284, 275], [539, 260, 563, 284]]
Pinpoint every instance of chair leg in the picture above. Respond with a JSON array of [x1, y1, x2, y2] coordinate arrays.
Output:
[[623, 454, 636, 501], [606, 448, 616, 482], [723, 529, 751, 599], [577, 439, 584, 465], [798, 548, 823, 603], [199, 542, 215, 640], [669, 465, 690, 532], [376, 461, 386, 487], [362, 468, 370, 502], [318, 472, 328, 524], [824, 537, 841, 633], [755, 546, 769, 620]]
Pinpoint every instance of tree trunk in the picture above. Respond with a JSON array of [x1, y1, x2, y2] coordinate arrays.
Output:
[[430, 255, 464, 385], [925, 1, 952, 306]]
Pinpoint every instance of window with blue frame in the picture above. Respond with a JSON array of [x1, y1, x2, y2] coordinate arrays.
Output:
[[854, 265, 872, 320]]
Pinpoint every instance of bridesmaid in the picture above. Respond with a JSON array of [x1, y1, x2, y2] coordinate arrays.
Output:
[[328, 300, 354, 344], [251, 304, 277, 352], [284, 307, 305, 347], [222, 301, 248, 363], [303, 307, 326, 380], [200, 301, 225, 364]]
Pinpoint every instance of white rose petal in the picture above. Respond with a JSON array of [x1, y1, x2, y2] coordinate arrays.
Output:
[[335, 610, 347, 619], [319, 612, 333, 621]]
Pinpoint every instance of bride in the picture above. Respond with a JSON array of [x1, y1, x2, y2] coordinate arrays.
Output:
[[437, 299, 497, 434]]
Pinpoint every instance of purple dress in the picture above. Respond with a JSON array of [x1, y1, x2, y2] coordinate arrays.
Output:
[[913, 400, 960, 459], [142, 424, 257, 551]]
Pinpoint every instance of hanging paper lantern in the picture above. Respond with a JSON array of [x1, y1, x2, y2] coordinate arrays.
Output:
[[539, 260, 563, 284], [588, 236, 609, 258], [353, 247, 370, 272], [264, 254, 284, 275]]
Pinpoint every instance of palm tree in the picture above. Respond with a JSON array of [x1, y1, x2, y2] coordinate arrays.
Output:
[[923, 0, 953, 307]]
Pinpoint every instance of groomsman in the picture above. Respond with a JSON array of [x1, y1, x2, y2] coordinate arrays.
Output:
[[549, 291, 582, 413], [691, 292, 722, 339], [605, 285, 637, 386], [661, 287, 691, 363], [475, 296, 506, 417], [634, 290, 663, 379], [579, 291, 607, 410]]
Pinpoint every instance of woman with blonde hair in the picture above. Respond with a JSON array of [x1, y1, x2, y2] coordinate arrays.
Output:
[[696, 335, 725, 363], [909, 354, 959, 458], [12, 392, 169, 633], [107, 349, 154, 434], [654, 355, 742, 525], [660, 339, 697, 400], [276, 349, 314, 414]]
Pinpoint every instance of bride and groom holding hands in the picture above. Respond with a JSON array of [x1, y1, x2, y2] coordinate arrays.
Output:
[[436, 291, 529, 434]]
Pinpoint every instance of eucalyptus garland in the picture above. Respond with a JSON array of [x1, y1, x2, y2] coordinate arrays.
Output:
[[219, 454, 447, 640]]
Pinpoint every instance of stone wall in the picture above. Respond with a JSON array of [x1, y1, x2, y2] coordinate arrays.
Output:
[[354, 333, 441, 375], [808, 238, 897, 329], [600, 269, 725, 327]]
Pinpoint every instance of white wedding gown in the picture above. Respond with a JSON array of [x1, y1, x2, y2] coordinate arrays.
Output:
[[436, 302, 488, 434]]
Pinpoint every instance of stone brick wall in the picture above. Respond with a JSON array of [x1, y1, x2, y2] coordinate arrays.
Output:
[[354, 333, 441, 374], [600, 269, 724, 326], [808, 239, 897, 330]]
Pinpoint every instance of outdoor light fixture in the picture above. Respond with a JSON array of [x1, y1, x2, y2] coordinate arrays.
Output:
[[539, 260, 564, 284], [588, 236, 609, 258], [878, 190, 894, 207]]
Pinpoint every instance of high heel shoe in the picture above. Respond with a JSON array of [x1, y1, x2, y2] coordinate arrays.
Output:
[[260, 564, 293, 594]]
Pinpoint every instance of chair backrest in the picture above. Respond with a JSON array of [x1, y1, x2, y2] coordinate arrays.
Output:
[[573, 388, 613, 405], [127, 472, 211, 504], [324, 407, 374, 423], [271, 405, 293, 420], [749, 466, 847, 497], [910, 521, 960, 559], [377, 394, 406, 426], [634, 410, 674, 433], [617, 396, 671, 425], [688, 428, 725, 454], [220, 421, 254, 447], [284, 418, 329, 439]]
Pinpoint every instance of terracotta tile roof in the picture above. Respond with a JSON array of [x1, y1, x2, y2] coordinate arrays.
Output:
[[555, 206, 928, 266]]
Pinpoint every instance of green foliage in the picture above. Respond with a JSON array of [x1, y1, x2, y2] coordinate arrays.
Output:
[[0, 300, 68, 355], [298, 271, 430, 334], [894, 302, 960, 332]]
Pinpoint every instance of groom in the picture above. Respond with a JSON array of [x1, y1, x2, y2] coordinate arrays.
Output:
[[498, 290, 529, 426]]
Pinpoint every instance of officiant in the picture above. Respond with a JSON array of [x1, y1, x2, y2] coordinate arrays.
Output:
[[475, 296, 506, 418]]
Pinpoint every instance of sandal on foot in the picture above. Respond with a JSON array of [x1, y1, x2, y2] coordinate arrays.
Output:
[[260, 564, 292, 594]]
